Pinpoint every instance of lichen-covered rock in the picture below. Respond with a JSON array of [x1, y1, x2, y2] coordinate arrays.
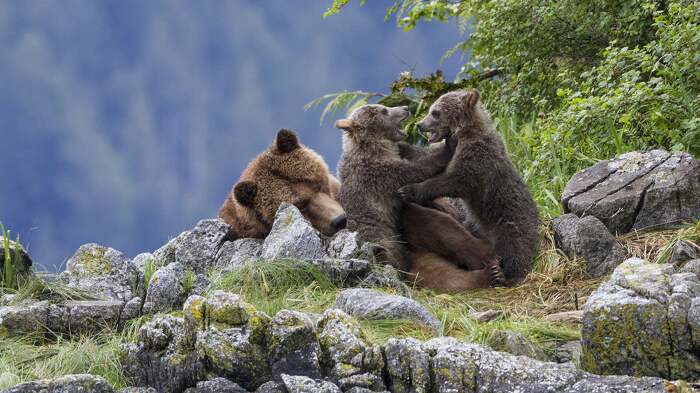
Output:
[[122, 315, 205, 393], [280, 374, 341, 393], [552, 213, 628, 277], [261, 204, 328, 261], [360, 264, 408, 293], [384, 338, 430, 393], [326, 230, 365, 259], [117, 387, 158, 393], [308, 258, 370, 286], [3, 374, 115, 393], [153, 219, 231, 274], [562, 150, 700, 234], [142, 262, 187, 314], [268, 310, 322, 380], [182, 378, 248, 393], [207, 290, 250, 326], [317, 309, 385, 391], [46, 300, 123, 336], [487, 329, 549, 361], [121, 296, 143, 322], [555, 340, 582, 365], [581, 257, 700, 380], [334, 288, 440, 332], [0, 237, 33, 284], [679, 259, 700, 277], [61, 243, 138, 302], [0, 301, 48, 337], [216, 238, 263, 271], [254, 381, 285, 393]]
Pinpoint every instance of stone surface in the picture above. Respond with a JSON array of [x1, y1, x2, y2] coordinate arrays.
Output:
[[384, 338, 430, 393], [555, 340, 582, 365], [117, 388, 158, 393], [46, 300, 123, 336], [543, 310, 583, 324], [669, 239, 699, 266], [326, 230, 365, 259], [470, 309, 503, 323], [280, 374, 341, 393], [0, 301, 49, 337], [562, 150, 700, 234], [334, 288, 440, 332], [679, 259, 700, 276], [0, 237, 33, 284], [142, 262, 187, 314], [308, 258, 370, 286], [581, 257, 700, 380], [261, 204, 328, 261], [553, 213, 628, 277], [61, 243, 138, 302], [268, 310, 322, 380], [153, 219, 231, 274], [216, 238, 263, 271], [254, 382, 286, 393], [3, 374, 115, 393], [182, 378, 248, 393], [487, 329, 549, 361]]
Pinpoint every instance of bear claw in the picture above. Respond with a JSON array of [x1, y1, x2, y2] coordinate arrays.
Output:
[[489, 259, 506, 287]]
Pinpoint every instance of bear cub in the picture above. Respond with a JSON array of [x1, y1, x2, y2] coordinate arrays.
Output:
[[399, 90, 540, 285]]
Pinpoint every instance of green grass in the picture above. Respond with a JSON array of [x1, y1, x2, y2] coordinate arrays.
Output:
[[10, 277, 99, 305], [1, 223, 27, 293]]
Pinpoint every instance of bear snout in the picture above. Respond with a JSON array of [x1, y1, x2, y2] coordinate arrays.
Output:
[[331, 215, 347, 231]]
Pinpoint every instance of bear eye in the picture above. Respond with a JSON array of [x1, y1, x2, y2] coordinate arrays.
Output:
[[381, 108, 389, 115], [431, 110, 441, 119]]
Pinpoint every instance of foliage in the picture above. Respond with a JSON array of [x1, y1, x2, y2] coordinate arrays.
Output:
[[10, 277, 99, 305], [1, 223, 29, 292]]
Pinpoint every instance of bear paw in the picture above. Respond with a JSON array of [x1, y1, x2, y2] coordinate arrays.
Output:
[[397, 184, 422, 204], [488, 258, 506, 288]]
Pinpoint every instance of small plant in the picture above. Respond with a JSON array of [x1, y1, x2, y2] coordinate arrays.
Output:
[[180, 270, 196, 296], [1, 222, 25, 292], [142, 258, 156, 290]]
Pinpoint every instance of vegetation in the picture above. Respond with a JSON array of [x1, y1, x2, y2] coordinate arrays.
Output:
[[316, 0, 700, 216], [1, 223, 25, 292]]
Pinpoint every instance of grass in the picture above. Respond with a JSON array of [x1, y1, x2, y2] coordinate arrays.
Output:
[[9, 276, 99, 305], [1, 223, 27, 293]]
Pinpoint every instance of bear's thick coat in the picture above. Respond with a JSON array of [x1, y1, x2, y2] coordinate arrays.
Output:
[[400, 90, 540, 285], [219, 129, 346, 238]]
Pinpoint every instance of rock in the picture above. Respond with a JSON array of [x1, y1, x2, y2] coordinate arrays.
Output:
[[261, 204, 328, 261], [487, 329, 549, 361], [254, 381, 286, 393], [581, 257, 700, 380], [280, 374, 341, 393], [122, 315, 205, 393], [132, 252, 157, 273], [555, 340, 582, 364], [216, 238, 263, 271], [121, 297, 143, 322], [679, 259, 700, 276], [0, 294, 15, 306], [207, 290, 250, 326], [61, 243, 138, 302], [153, 219, 231, 274], [326, 230, 365, 259], [359, 264, 408, 292], [183, 378, 248, 393], [46, 300, 123, 336], [552, 213, 627, 277], [0, 237, 33, 284], [3, 374, 115, 393], [670, 240, 699, 266], [334, 288, 440, 332], [308, 258, 370, 286], [0, 301, 49, 337], [470, 309, 503, 323], [543, 310, 584, 324], [268, 310, 322, 380], [562, 150, 700, 234], [384, 338, 430, 393], [153, 231, 190, 267], [317, 309, 385, 390], [142, 262, 187, 314], [117, 388, 158, 393]]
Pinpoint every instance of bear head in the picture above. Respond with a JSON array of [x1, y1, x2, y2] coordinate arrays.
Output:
[[219, 128, 346, 238], [417, 89, 480, 143], [334, 104, 410, 143]]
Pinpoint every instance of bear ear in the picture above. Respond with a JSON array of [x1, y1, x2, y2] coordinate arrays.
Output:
[[334, 119, 355, 132], [276, 128, 300, 153], [233, 181, 257, 207], [462, 89, 480, 109]]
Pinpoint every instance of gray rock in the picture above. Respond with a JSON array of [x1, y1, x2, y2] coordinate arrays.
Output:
[[308, 258, 370, 286], [470, 309, 503, 323], [61, 243, 138, 302], [207, 290, 250, 326], [117, 388, 158, 393], [0, 237, 33, 284], [122, 315, 205, 393], [359, 264, 408, 292], [261, 204, 328, 261], [0, 301, 49, 337], [3, 374, 115, 393], [669, 239, 699, 266], [280, 375, 341, 393], [581, 257, 700, 380], [254, 381, 286, 393], [326, 230, 365, 259], [543, 310, 583, 324], [153, 219, 231, 274], [334, 288, 440, 332], [183, 378, 248, 393], [555, 340, 582, 365], [0, 294, 15, 306], [552, 213, 628, 277], [679, 259, 700, 277], [216, 238, 263, 271], [132, 252, 157, 273], [142, 262, 187, 314], [268, 310, 322, 380], [487, 329, 549, 361], [153, 231, 191, 267], [384, 338, 430, 393], [562, 150, 700, 234], [46, 300, 123, 336], [121, 296, 143, 322]]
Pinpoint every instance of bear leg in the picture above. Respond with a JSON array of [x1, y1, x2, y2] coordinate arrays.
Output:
[[406, 251, 496, 291]]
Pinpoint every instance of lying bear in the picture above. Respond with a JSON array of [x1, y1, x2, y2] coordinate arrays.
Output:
[[219, 128, 347, 238]]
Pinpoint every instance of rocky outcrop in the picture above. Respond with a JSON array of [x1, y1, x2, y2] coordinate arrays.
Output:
[[153, 219, 231, 274], [262, 204, 329, 261], [334, 288, 440, 332], [562, 150, 700, 234], [552, 213, 628, 277], [4, 374, 115, 393], [216, 238, 263, 271], [581, 257, 700, 380]]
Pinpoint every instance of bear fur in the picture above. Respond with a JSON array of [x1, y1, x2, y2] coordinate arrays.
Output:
[[219, 128, 346, 238], [400, 90, 540, 285], [336, 104, 503, 290]]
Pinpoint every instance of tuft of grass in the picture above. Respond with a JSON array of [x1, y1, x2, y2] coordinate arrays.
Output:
[[181, 270, 196, 296], [0, 334, 127, 390], [1, 223, 26, 292], [11, 277, 99, 305], [142, 258, 156, 291]]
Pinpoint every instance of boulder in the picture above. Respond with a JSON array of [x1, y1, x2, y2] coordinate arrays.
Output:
[[308, 258, 370, 286], [470, 309, 503, 323], [261, 204, 328, 261], [142, 262, 188, 314], [562, 150, 700, 234], [46, 300, 123, 336], [552, 213, 628, 277], [669, 239, 699, 266], [268, 310, 322, 380], [326, 230, 365, 259], [0, 237, 33, 284], [334, 288, 440, 332], [183, 378, 248, 393], [555, 340, 582, 365], [61, 244, 138, 302], [384, 338, 430, 393], [3, 374, 115, 393], [117, 388, 158, 393], [280, 374, 341, 393], [487, 329, 549, 361], [0, 301, 49, 337], [153, 219, 231, 274], [216, 238, 263, 271], [679, 259, 700, 277], [254, 382, 286, 393], [581, 257, 700, 380]]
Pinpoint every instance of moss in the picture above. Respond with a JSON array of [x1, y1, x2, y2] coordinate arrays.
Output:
[[73, 247, 111, 277]]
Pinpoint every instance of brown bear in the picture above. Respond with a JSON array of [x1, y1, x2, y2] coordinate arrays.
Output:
[[219, 128, 347, 238], [399, 89, 540, 285], [335, 104, 503, 291]]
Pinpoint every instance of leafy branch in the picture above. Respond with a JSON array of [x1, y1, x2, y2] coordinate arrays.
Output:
[[304, 91, 385, 125]]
